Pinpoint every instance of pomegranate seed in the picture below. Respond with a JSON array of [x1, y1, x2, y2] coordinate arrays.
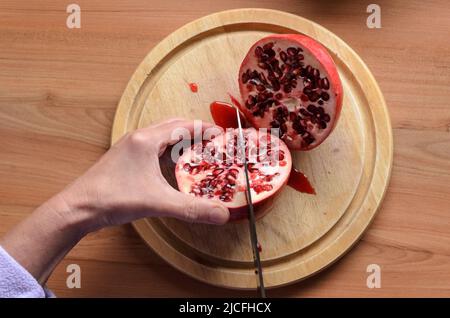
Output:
[[304, 133, 315, 145], [265, 49, 275, 58], [289, 112, 297, 121], [307, 104, 317, 113], [191, 167, 200, 175], [242, 72, 249, 84], [321, 77, 330, 89], [313, 68, 320, 78], [263, 42, 274, 50], [256, 85, 265, 92], [228, 169, 239, 178], [287, 47, 297, 56], [300, 94, 309, 102], [255, 46, 263, 57], [283, 85, 292, 93], [303, 87, 312, 95], [321, 92, 330, 101], [258, 62, 267, 69], [212, 168, 224, 176], [309, 92, 319, 102]]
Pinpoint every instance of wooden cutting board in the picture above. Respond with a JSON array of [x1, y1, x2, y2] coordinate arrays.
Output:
[[111, 8, 393, 289]]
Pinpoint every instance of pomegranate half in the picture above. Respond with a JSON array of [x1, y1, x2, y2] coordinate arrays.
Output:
[[175, 128, 292, 221], [238, 34, 343, 150]]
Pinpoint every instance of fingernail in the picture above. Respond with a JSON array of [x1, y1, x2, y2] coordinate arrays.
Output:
[[209, 206, 230, 225]]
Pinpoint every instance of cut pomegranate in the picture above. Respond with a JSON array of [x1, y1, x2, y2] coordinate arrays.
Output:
[[288, 167, 316, 194], [238, 34, 343, 150], [209, 101, 246, 129], [175, 128, 292, 221]]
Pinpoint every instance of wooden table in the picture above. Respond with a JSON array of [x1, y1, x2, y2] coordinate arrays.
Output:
[[1, 0, 449, 297]]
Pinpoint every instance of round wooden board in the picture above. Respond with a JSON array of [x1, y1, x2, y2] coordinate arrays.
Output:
[[111, 8, 393, 289]]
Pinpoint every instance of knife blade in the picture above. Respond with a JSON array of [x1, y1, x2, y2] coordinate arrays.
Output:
[[234, 108, 266, 298]]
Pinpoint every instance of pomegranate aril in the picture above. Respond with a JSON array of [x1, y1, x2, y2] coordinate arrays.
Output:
[[321, 77, 330, 90], [258, 62, 267, 69], [321, 92, 330, 101], [265, 49, 275, 58], [271, 80, 280, 91], [283, 85, 292, 93], [270, 120, 280, 128], [212, 168, 224, 176], [287, 47, 298, 56], [313, 68, 320, 78], [191, 167, 200, 175], [292, 68, 301, 76], [228, 168, 239, 178], [300, 94, 309, 102], [255, 46, 263, 57], [280, 123, 287, 134], [289, 112, 297, 121], [242, 72, 249, 84], [307, 104, 317, 113], [317, 107, 325, 115], [309, 92, 319, 102], [263, 42, 274, 50], [304, 133, 315, 145], [220, 194, 232, 202], [292, 121, 305, 134], [256, 85, 265, 92]]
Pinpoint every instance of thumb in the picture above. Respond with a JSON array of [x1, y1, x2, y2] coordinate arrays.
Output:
[[161, 189, 230, 225]]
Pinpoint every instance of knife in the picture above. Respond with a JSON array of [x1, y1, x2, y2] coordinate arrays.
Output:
[[235, 108, 266, 298]]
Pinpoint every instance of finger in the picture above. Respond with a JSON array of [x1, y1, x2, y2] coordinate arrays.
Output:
[[159, 119, 223, 145], [156, 188, 230, 225], [149, 118, 221, 137]]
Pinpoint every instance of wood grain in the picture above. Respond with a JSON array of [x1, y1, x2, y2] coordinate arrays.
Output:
[[0, 0, 449, 297]]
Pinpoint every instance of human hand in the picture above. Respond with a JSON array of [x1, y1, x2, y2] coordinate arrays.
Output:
[[61, 118, 230, 231], [1, 119, 229, 284]]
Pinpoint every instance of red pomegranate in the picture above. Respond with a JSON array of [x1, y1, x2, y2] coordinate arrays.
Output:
[[175, 128, 292, 221], [238, 34, 343, 150]]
